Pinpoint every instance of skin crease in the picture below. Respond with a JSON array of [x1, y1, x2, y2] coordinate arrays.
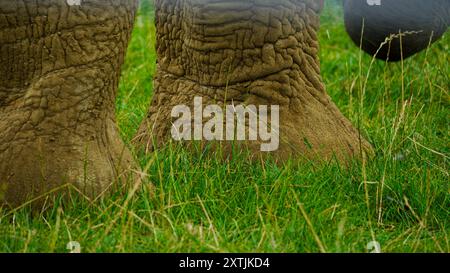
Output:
[[0, 0, 446, 207]]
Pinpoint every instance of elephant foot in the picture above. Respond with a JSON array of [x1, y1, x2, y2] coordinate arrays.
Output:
[[0, 67, 137, 208], [135, 69, 373, 163], [135, 0, 372, 163], [0, 0, 139, 207]]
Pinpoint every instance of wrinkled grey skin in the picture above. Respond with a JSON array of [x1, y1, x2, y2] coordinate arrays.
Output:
[[0, 0, 139, 208], [134, 0, 374, 163]]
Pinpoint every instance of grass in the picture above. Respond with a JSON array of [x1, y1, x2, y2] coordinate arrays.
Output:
[[0, 1, 448, 253]]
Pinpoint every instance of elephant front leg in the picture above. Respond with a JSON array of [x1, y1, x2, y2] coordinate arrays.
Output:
[[136, 0, 372, 162], [0, 0, 139, 207]]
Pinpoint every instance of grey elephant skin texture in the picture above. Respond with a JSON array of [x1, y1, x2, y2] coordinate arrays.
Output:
[[0, 0, 139, 208], [344, 0, 449, 61]]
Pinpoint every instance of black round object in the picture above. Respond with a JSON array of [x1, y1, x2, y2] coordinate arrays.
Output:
[[344, 0, 449, 61]]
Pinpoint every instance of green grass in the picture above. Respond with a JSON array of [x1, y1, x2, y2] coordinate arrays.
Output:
[[0, 1, 448, 253]]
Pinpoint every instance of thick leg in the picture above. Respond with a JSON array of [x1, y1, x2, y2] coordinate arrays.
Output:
[[135, 0, 372, 162], [0, 0, 139, 207]]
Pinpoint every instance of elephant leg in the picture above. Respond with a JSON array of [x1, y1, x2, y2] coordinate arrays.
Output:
[[0, 0, 139, 207], [135, 0, 373, 162]]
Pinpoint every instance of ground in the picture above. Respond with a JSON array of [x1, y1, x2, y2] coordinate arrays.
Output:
[[0, 1, 448, 253]]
